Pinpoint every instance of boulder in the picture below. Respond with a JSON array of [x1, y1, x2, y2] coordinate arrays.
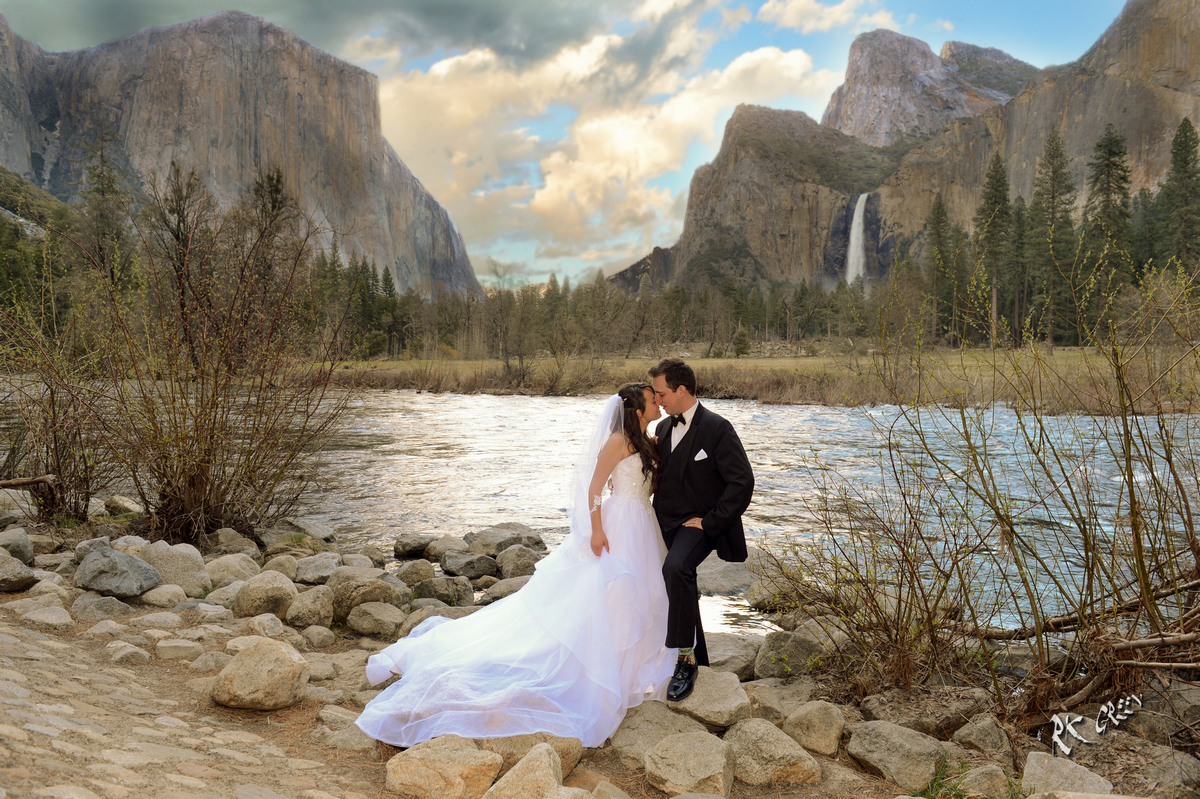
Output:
[[138, 584, 189, 608], [342, 553, 374, 568], [724, 717, 820, 785], [156, 639, 205, 659], [191, 651, 233, 671], [358, 542, 391, 567], [294, 552, 343, 584], [398, 605, 481, 637], [73, 548, 161, 598], [743, 681, 787, 725], [474, 575, 499, 590], [286, 584, 334, 629], [846, 720, 946, 794], [0, 527, 33, 565], [211, 638, 310, 710], [28, 578, 74, 603], [0, 550, 37, 592], [33, 551, 74, 570], [232, 570, 298, 618], [782, 700, 845, 757], [495, 545, 542, 579], [129, 610, 183, 628], [247, 612, 286, 638], [21, 605, 74, 630], [411, 597, 449, 610], [306, 657, 339, 681], [3, 593, 61, 615], [205, 553, 260, 585], [74, 536, 113, 562], [302, 625, 336, 649], [262, 554, 298, 582], [273, 517, 337, 542], [860, 687, 991, 738], [85, 619, 127, 637], [107, 641, 150, 664], [425, 535, 470, 561], [111, 534, 149, 555], [311, 723, 378, 750], [609, 698, 708, 768], [1021, 751, 1112, 795], [480, 741, 565, 799], [442, 551, 499, 579], [104, 494, 143, 515], [0, 508, 19, 527], [645, 732, 733, 798], [952, 712, 1013, 761], [468, 525, 545, 557], [225, 634, 274, 654], [327, 566, 406, 622], [385, 735, 503, 799], [708, 632, 763, 681], [393, 533, 438, 559], [697, 548, 762, 595], [753, 617, 851, 679], [396, 558, 436, 585], [672, 667, 752, 730], [1135, 677, 1200, 745], [70, 591, 133, 622], [477, 733, 583, 778], [414, 575, 474, 607], [347, 601, 406, 638], [958, 764, 1011, 799], [478, 576, 533, 605]]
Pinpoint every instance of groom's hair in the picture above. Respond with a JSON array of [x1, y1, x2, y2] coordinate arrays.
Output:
[[649, 358, 696, 395]]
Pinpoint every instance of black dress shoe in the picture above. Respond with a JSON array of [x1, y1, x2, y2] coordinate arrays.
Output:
[[666, 660, 698, 701]]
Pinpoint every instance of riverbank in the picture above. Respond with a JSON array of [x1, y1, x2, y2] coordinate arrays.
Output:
[[325, 344, 1199, 414]]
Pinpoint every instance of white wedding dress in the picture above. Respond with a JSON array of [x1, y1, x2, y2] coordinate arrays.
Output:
[[355, 454, 676, 748]]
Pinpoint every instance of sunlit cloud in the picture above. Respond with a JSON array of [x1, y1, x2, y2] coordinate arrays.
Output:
[[934, 18, 954, 31], [758, 0, 861, 33]]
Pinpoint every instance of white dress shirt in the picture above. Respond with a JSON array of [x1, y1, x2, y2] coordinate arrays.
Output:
[[670, 402, 699, 452]]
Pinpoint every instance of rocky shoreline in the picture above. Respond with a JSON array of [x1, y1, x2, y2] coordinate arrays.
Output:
[[0, 496, 1196, 799]]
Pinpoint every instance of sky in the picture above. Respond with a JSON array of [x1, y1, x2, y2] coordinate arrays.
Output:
[[3, 0, 1128, 287]]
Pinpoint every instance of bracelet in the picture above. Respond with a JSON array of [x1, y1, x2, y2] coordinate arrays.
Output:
[[590, 494, 602, 513]]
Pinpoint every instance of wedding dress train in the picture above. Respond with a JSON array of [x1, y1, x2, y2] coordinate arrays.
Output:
[[355, 454, 676, 747]]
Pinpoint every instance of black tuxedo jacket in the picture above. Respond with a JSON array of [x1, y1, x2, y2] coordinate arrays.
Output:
[[653, 402, 754, 562]]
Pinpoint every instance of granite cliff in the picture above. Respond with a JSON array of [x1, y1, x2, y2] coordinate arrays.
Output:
[[0, 11, 481, 297]]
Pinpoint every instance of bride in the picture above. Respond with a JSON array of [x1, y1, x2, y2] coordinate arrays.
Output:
[[355, 383, 677, 748]]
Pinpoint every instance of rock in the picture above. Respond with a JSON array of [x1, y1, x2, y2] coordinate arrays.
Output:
[[104, 494, 143, 515], [0, 527, 33, 565], [204, 580, 245, 608], [232, 570, 298, 618], [137, 542, 211, 597], [247, 612, 286, 638], [338, 553, 371, 569], [393, 533, 438, 559], [33, 551, 74, 570], [753, 618, 851, 679], [262, 555, 298, 581], [414, 575, 474, 607], [1135, 676, 1200, 745], [743, 682, 787, 725], [274, 517, 337, 543], [358, 542, 391, 567], [311, 723, 378, 750], [72, 548, 161, 598], [317, 705, 360, 729], [138, 584, 188, 608], [473, 575, 500, 590], [424, 536, 470, 562], [294, 552, 343, 584], [226, 634, 274, 654], [477, 734, 583, 779], [205, 553, 260, 585], [609, 698, 708, 768], [782, 700, 845, 757], [156, 639, 205, 659], [28, 578, 73, 603], [724, 717, 820, 786], [20, 605, 74, 630], [74, 536, 112, 562], [346, 602, 406, 638], [411, 597, 449, 610], [191, 650, 233, 671], [495, 545, 541, 579], [327, 567, 406, 622], [306, 657, 339, 681], [1021, 751, 1112, 795], [196, 602, 235, 623], [707, 632, 762, 681], [302, 625, 336, 649], [0, 508, 19, 527], [396, 558, 436, 585], [952, 712, 1013, 761], [480, 741, 564, 799], [107, 641, 150, 664], [211, 638, 310, 710], [85, 619, 127, 637], [860, 687, 991, 738], [478, 576, 533, 605], [468, 525, 545, 557], [397, 605, 480, 637], [645, 732, 733, 798], [3, 593, 61, 615], [442, 551, 499, 579], [0, 551, 37, 592], [672, 667, 752, 730], [70, 592, 133, 621], [846, 720, 946, 794], [386, 735, 504, 799], [129, 610, 182, 628], [958, 764, 1011, 799], [286, 584, 334, 629], [696, 549, 761, 594]]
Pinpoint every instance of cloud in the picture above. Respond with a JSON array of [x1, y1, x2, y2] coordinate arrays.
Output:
[[757, 0, 864, 33], [934, 18, 955, 32], [859, 10, 901, 31]]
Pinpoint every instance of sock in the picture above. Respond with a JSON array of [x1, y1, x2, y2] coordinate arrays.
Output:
[[678, 647, 695, 665]]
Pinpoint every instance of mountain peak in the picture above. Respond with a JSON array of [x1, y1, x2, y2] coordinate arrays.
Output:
[[1081, 0, 1200, 92]]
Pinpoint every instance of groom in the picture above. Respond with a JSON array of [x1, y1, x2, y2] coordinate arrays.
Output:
[[650, 358, 754, 701]]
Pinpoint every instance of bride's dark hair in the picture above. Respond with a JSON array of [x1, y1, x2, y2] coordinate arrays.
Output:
[[617, 382, 660, 485]]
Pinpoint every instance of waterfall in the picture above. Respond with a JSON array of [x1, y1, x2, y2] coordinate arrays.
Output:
[[846, 193, 868, 286]]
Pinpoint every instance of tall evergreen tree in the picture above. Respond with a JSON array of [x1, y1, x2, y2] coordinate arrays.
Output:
[[1081, 123, 1133, 334], [1128, 188, 1160, 280], [1029, 128, 1077, 346], [973, 151, 1012, 345], [1161, 117, 1200, 267], [1005, 196, 1032, 344], [925, 192, 952, 338]]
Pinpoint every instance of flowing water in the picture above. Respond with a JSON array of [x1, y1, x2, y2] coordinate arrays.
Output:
[[845, 192, 869, 286]]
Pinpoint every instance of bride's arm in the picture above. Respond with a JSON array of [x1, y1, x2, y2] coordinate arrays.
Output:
[[588, 433, 627, 556]]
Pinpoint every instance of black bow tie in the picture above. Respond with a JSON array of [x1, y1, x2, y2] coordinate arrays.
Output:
[[672, 414, 686, 426]]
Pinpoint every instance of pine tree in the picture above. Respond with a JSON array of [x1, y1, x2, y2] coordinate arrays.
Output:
[[973, 151, 1012, 346], [1005, 196, 1032, 343], [924, 193, 953, 339], [1161, 117, 1200, 267], [1128, 188, 1160, 280], [1081, 123, 1133, 334], [1029, 128, 1077, 346]]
